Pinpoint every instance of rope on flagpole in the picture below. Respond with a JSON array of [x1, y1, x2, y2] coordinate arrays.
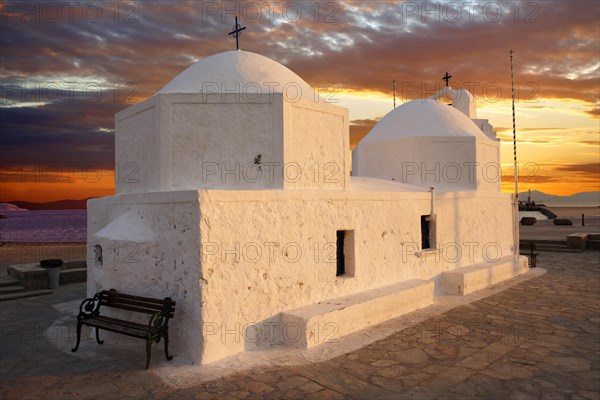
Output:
[[510, 49, 520, 259]]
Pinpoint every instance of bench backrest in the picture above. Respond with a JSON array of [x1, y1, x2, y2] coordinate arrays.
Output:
[[99, 289, 175, 318]]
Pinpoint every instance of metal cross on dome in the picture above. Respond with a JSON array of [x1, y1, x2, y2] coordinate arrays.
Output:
[[442, 72, 452, 87], [228, 16, 246, 50]]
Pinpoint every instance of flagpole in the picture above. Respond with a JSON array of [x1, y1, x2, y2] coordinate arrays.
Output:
[[510, 49, 520, 259], [393, 80, 396, 109]]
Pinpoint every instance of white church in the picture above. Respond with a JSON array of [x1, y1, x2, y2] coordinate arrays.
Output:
[[87, 50, 528, 365]]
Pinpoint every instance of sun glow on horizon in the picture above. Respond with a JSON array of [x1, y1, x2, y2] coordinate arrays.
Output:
[[0, 169, 115, 203]]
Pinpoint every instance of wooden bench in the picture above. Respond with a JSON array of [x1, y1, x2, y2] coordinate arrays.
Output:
[[71, 289, 176, 369]]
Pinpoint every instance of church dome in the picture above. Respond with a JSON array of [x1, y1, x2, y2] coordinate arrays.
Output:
[[360, 99, 490, 144], [158, 50, 317, 101]]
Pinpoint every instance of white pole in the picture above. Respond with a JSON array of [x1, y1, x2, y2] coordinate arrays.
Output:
[[393, 80, 396, 109], [510, 49, 520, 259], [430, 186, 435, 220]]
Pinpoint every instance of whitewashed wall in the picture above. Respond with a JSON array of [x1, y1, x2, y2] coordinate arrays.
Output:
[[115, 94, 348, 193], [198, 187, 514, 363], [88, 187, 513, 365]]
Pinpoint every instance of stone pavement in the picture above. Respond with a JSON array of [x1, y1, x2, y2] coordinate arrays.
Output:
[[1, 251, 599, 400]]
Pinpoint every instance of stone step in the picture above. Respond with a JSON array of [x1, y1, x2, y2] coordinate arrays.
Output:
[[567, 233, 588, 251], [0, 275, 20, 287], [7, 263, 88, 289], [0, 289, 52, 302], [530, 243, 566, 248], [0, 285, 26, 295], [527, 243, 582, 253], [535, 247, 583, 253], [441, 255, 529, 296], [587, 239, 600, 250], [520, 239, 567, 246], [60, 268, 87, 284], [280, 279, 435, 349], [520, 243, 582, 253], [63, 260, 87, 270], [7, 264, 48, 290]]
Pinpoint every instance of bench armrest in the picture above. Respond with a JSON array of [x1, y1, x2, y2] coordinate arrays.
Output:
[[77, 293, 102, 319], [148, 300, 173, 336], [148, 311, 170, 336]]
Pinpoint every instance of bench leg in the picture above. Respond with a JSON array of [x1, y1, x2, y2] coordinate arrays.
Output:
[[164, 333, 173, 361], [71, 321, 82, 352], [95, 327, 104, 345], [146, 339, 152, 370]]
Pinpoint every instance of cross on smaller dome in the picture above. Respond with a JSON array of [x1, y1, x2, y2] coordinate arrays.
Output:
[[442, 72, 452, 87]]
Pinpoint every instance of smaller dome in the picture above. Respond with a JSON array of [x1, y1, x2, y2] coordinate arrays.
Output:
[[360, 99, 489, 144], [158, 50, 317, 101]]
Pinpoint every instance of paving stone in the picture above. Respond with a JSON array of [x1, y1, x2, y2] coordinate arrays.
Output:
[[2, 383, 48, 400], [448, 381, 479, 397], [546, 356, 592, 372], [488, 361, 535, 379], [369, 375, 404, 392], [370, 359, 397, 367], [250, 368, 291, 385], [576, 370, 600, 381], [571, 394, 591, 400], [510, 389, 539, 400], [459, 357, 494, 371], [281, 388, 309, 399], [583, 391, 600, 400], [539, 389, 570, 400], [435, 343, 461, 358], [422, 364, 447, 375], [376, 365, 408, 378], [435, 365, 476, 383], [480, 368, 513, 380], [276, 375, 310, 391], [244, 381, 275, 394], [461, 373, 504, 394], [305, 389, 346, 400], [396, 348, 429, 364], [297, 382, 324, 393], [341, 360, 379, 377]]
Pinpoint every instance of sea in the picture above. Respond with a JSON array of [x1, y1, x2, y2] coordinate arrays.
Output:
[[0, 210, 87, 243], [0, 206, 596, 244]]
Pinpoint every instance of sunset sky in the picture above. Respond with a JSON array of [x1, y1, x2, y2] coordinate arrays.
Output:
[[1, 0, 598, 203]]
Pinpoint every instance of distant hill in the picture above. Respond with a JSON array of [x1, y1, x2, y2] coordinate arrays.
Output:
[[0, 203, 28, 211], [7, 198, 92, 210], [519, 190, 600, 206]]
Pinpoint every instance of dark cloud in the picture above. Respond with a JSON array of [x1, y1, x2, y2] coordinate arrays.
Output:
[[502, 162, 600, 184], [495, 132, 552, 143], [0, 91, 119, 170], [0, 0, 598, 185], [578, 141, 600, 146], [501, 174, 560, 184], [585, 106, 599, 119], [2, 1, 598, 99], [496, 127, 567, 133], [554, 163, 600, 176]]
